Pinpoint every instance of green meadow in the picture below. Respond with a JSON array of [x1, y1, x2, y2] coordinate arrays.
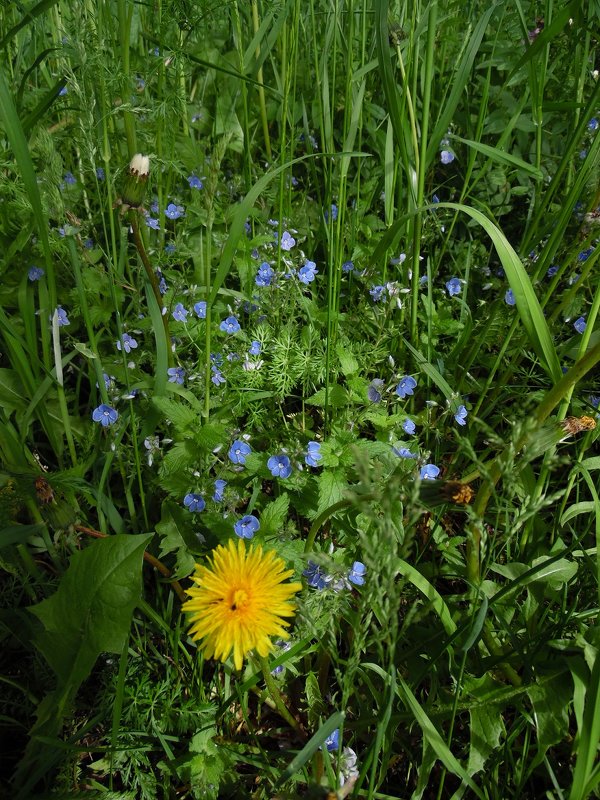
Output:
[[1, 1, 600, 797]]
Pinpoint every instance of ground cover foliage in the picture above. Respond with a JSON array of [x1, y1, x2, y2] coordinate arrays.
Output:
[[1, 0, 600, 797]]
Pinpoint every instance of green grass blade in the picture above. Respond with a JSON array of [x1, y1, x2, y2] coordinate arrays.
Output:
[[397, 674, 485, 800], [437, 202, 562, 382], [449, 133, 543, 179], [0, 0, 60, 50], [425, 3, 498, 168]]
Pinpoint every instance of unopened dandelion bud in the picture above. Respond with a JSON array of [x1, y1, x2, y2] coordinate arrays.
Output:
[[121, 153, 150, 209]]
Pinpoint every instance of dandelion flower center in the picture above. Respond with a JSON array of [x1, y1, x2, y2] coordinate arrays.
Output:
[[229, 587, 250, 611], [184, 538, 302, 670]]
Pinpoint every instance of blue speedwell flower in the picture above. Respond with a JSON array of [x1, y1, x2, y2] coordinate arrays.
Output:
[[256, 262, 274, 287], [396, 376, 417, 399], [92, 404, 118, 426], [100, 373, 115, 391], [184, 493, 205, 513], [172, 303, 188, 322], [305, 441, 322, 467], [167, 367, 185, 384], [323, 729, 340, 752], [213, 479, 227, 502], [63, 171, 76, 185], [279, 230, 296, 251], [54, 307, 70, 326], [234, 514, 260, 539], [454, 405, 468, 425], [445, 277, 462, 297], [370, 285, 386, 302], [187, 175, 203, 189], [393, 446, 417, 459], [211, 366, 226, 385], [28, 266, 44, 281], [348, 562, 367, 586], [194, 301, 207, 319], [145, 216, 160, 230], [440, 150, 455, 164], [249, 340, 261, 356], [420, 464, 440, 480], [220, 316, 240, 334], [298, 260, 318, 284], [303, 561, 331, 589], [165, 203, 184, 220], [229, 439, 251, 465], [368, 379, 384, 403], [505, 289, 516, 306], [267, 454, 292, 479], [117, 333, 138, 353], [574, 316, 587, 334], [342, 260, 354, 272], [402, 419, 416, 435]]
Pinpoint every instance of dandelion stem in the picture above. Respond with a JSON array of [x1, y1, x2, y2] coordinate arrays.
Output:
[[256, 654, 303, 736], [129, 213, 172, 366]]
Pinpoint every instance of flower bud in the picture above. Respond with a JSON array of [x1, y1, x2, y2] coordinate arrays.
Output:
[[120, 153, 150, 210]]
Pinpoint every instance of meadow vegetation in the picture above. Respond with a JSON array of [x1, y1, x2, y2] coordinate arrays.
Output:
[[1, 0, 600, 797]]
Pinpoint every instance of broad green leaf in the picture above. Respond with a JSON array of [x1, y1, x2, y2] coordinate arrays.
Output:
[[527, 674, 572, 755], [29, 534, 151, 686], [16, 535, 151, 795], [467, 701, 504, 776]]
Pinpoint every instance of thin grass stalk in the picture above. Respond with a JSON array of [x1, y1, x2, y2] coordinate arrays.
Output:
[[409, 0, 436, 348], [116, 0, 136, 156], [232, 0, 252, 191], [252, 0, 271, 161]]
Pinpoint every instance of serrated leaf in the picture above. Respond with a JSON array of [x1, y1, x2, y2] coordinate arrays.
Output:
[[152, 396, 198, 432], [29, 533, 151, 685], [188, 727, 232, 800], [160, 441, 196, 478], [306, 384, 350, 408], [195, 422, 227, 452], [156, 506, 197, 579], [336, 342, 358, 376], [260, 493, 290, 537], [316, 470, 348, 517]]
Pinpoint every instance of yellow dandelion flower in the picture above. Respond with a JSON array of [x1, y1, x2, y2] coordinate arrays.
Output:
[[183, 538, 302, 671]]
